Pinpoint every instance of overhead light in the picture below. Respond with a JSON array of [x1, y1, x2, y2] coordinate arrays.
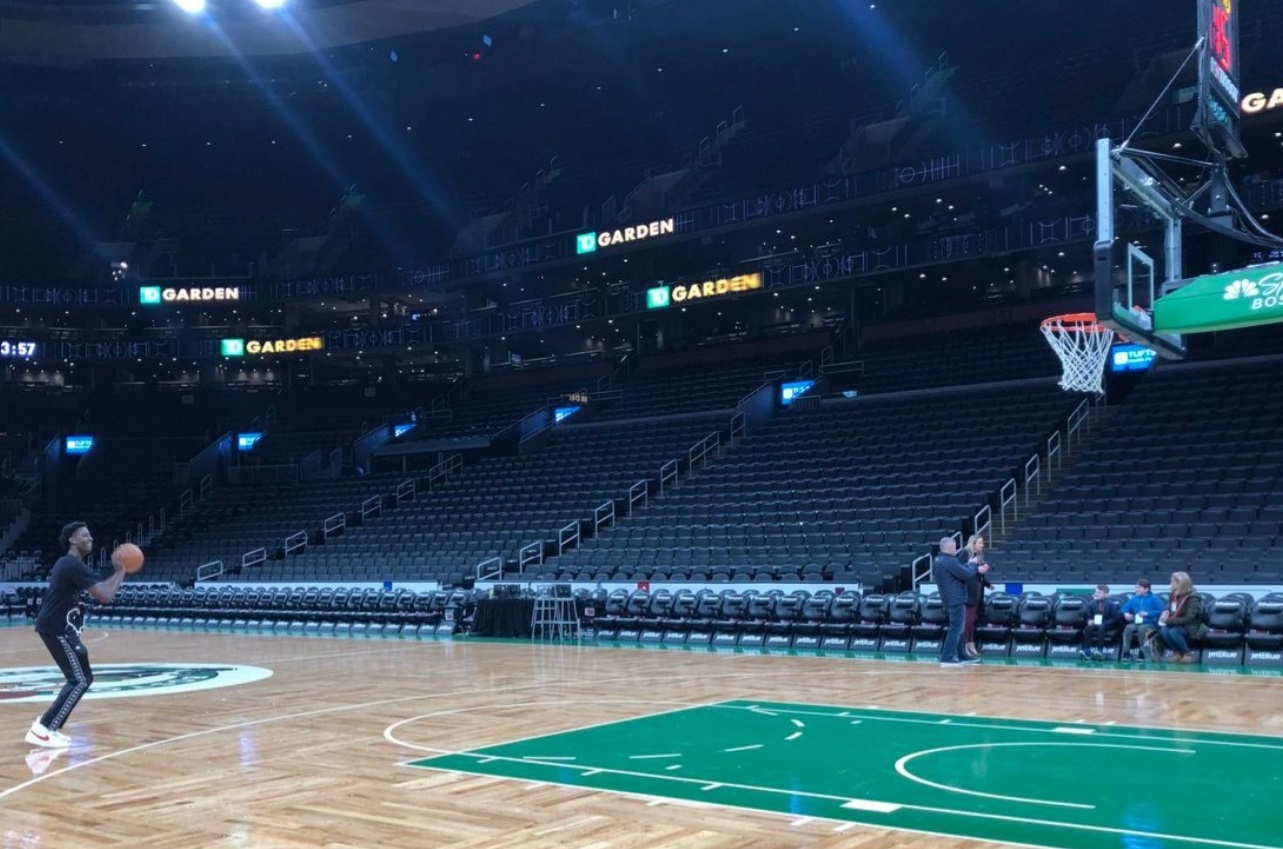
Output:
[[173, 0, 206, 12], [254, 0, 287, 7]]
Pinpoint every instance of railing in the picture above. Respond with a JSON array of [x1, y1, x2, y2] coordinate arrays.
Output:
[[997, 477, 1018, 537], [427, 453, 462, 489], [519, 541, 543, 572], [200, 475, 213, 499], [628, 479, 648, 515], [360, 495, 382, 521], [911, 530, 964, 591], [730, 411, 746, 441], [179, 488, 194, 517], [1023, 454, 1041, 506], [594, 500, 614, 533], [475, 556, 503, 582], [1066, 397, 1092, 448], [322, 513, 345, 540], [973, 503, 992, 547], [1047, 431, 1062, 479], [131, 509, 166, 548], [659, 459, 679, 494], [285, 531, 309, 555], [394, 478, 416, 505], [688, 431, 721, 472], [196, 560, 224, 582], [242, 548, 267, 570], [558, 521, 579, 555], [911, 553, 932, 589]]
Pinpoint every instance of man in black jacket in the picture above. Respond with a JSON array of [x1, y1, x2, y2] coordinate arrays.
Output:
[[934, 537, 988, 667], [1080, 584, 1122, 660]]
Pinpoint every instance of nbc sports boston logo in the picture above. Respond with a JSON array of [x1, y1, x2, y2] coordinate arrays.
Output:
[[1222, 270, 1283, 312]]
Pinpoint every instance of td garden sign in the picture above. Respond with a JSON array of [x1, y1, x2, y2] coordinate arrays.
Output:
[[140, 285, 240, 304], [646, 273, 763, 309], [576, 218, 675, 255], [221, 336, 324, 357]]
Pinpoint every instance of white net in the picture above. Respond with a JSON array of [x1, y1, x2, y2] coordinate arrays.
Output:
[[1040, 314, 1115, 395]]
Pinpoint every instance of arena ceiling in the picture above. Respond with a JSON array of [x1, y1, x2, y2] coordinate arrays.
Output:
[[0, 0, 545, 67]]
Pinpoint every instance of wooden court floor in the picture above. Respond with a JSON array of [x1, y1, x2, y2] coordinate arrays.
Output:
[[2, 627, 1280, 849]]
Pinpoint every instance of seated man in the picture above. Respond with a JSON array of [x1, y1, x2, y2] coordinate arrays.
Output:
[[1080, 584, 1121, 660], [1119, 577, 1164, 661]]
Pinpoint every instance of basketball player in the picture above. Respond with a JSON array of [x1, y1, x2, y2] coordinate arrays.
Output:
[[25, 522, 126, 749]]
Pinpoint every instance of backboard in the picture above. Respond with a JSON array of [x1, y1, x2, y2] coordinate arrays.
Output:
[[1092, 137, 1188, 359]]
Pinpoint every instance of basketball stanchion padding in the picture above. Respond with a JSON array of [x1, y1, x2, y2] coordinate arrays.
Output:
[[1040, 312, 1115, 395]]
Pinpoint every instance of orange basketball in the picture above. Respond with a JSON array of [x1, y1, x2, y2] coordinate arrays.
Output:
[[113, 543, 145, 574]]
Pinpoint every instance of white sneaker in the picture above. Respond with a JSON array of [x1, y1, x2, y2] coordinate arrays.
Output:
[[25, 720, 71, 750]]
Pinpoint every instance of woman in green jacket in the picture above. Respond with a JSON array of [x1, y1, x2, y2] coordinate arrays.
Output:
[[1157, 571, 1207, 663]]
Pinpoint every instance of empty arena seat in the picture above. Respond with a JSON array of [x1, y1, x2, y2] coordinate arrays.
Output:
[[975, 592, 1017, 656], [878, 592, 920, 653], [1045, 595, 1087, 658], [909, 593, 947, 655], [819, 592, 859, 651], [848, 593, 889, 652], [1010, 594, 1053, 658], [686, 589, 723, 644], [1244, 597, 1283, 667], [1202, 597, 1249, 665]]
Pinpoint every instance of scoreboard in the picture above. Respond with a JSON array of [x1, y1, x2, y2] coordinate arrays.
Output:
[[1194, 0, 1246, 158], [0, 340, 37, 358]]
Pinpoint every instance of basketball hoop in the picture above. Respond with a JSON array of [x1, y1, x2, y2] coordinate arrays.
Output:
[[1040, 313, 1114, 395]]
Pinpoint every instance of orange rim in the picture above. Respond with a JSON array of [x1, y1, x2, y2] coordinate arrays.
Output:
[[1040, 312, 1110, 332]]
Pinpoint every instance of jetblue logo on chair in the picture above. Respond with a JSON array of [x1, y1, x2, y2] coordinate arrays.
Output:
[[0, 663, 272, 703]]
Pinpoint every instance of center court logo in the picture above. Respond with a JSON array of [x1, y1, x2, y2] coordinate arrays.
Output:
[[0, 663, 272, 703]]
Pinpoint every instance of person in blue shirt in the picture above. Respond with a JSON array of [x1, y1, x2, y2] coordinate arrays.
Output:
[[1119, 577, 1164, 662], [933, 536, 989, 667]]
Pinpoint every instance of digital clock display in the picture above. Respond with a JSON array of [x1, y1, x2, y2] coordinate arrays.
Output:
[[0, 341, 37, 358]]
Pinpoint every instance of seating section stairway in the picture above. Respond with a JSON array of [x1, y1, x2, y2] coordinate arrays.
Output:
[[996, 362, 1283, 584]]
